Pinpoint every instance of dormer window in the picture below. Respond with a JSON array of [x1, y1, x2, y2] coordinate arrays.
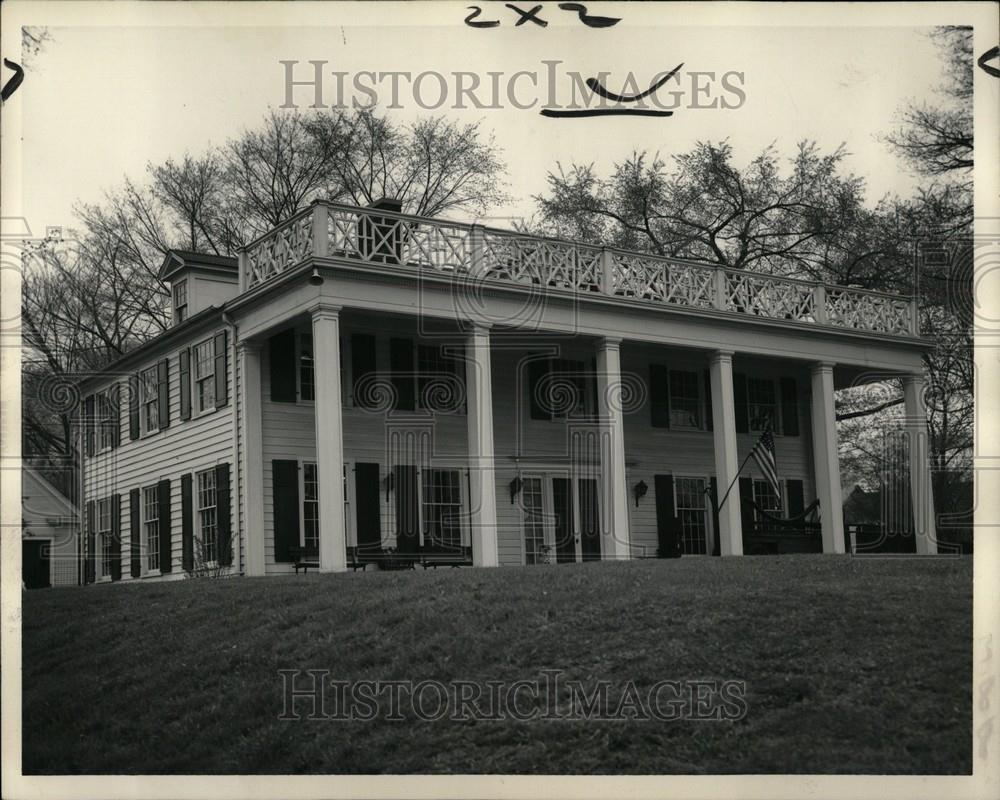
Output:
[[173, 280, 188, 323]]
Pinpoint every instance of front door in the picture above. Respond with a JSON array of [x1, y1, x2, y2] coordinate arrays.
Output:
[[23, 539, 50, 589], [528, 476, 601, 564], [552, 477, 576, 564]]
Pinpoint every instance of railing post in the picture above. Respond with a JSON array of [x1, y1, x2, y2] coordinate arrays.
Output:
[[238, 250, 248, 292], [601, 248, 614, 295], [814, 284, 828, 325], [910, 296, 920, 336], [470, 224, 485, 276], [312, 203, 329, 258], [713, 267, 728, 311]]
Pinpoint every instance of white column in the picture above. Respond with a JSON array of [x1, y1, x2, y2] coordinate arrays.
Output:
[[710, 351, 743, 556], [312, 305, 347, 572], [810, 362, 846, 554], [596, 338, 631, 559], [466, 325, 499, 567], [903, 374, 938, 554], [239, 342, 265, 576]]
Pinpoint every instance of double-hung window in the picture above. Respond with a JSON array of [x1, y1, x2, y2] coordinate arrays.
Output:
[[193, 338, 215, 413], [143, 486, 160, 572], [299, 334, 315, 402], [173, 280, 188, 323], [97, 389, 116, 451], [421, 469, 463, 549], [416, 344, 464, 413], [98, 497, 113, 577], [747, 377, 777, 432], [753, 479, 784, 518], [520, 475, 547, 565], [668, 370, 702, 429], [302, 462, 319, 549], [196, 469, 218, 564], [674, 477, 709, 555], [141, 366, 159, 433]]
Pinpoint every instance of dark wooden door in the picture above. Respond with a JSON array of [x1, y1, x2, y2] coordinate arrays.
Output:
[[22, 539, 50, 589], [579, 478, 602, 561], [394, 465, 420, 555], [552, 478, 576, 564]]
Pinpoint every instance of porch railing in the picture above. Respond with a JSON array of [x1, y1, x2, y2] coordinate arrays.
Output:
[[240, 202, 921, 337]]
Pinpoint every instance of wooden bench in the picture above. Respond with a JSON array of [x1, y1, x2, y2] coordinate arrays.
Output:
[[419, 545, 473, 569], [288, 545, 319, 574]]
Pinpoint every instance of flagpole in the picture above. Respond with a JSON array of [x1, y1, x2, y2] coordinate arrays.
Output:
[[709, 450, 755, 516]]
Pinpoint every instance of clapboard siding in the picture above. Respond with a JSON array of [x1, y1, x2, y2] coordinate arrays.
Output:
[[83, 324, 236, 581], [22, 468, 80, 586]]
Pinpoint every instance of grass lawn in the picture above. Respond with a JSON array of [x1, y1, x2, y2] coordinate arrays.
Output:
[[22, 556, 971, 774]]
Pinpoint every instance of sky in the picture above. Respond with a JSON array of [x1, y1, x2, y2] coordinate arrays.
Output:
[[19, 18, 951, 235]]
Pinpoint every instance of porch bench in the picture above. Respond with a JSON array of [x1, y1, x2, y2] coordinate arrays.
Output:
[[288, 546, 319, 574], [419, 545, 473, 569]]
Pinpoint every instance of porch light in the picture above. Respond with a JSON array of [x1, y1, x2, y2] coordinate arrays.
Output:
[[509, 475, 523, 504], [308, 266, 324, 286], [633, 479, 649, 507]]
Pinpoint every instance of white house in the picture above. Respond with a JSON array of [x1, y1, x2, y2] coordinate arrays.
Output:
[[74, 199, 938, 583], [22, 466, 80, 588]]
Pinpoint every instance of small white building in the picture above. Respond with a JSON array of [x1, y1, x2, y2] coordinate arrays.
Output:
[[22, 467, 80, 588], [73, 200, 938, 583]]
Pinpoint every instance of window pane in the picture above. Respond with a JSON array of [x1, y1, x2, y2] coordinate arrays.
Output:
[[675, 477, 708, 555], [422, 469, 462, 548], [521, 477, 546, 565], [669, 370, 701, 428]]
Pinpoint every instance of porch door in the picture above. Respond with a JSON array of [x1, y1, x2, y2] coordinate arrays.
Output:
[[552, 477, 576, 564], [578, 478, 602, 561]]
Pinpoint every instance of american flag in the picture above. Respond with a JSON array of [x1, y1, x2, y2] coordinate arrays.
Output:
[[751, 427, 781, 502]]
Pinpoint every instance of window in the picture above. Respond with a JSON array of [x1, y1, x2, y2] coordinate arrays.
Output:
[[422, 469, 463, 548], [196, 469, 218, 564], [173, 280, 188, 323], [97, 389, 116, 450], [675, 477, 709, 555], [302, 462, 319, 549], [753, 479, 783, 518], [143, 487, 160, 572], [98, 497, 113, 577], [747, 377, 777, 432], [521, 476, 547, 565], [417, 344, 464, 412], [141, 366, 159, 433], [668, 370, 702, 429], [299, 333, 315, 402], [193, 338, 215, 412]]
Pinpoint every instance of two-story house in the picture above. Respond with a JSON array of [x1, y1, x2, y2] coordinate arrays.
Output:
[[74, 199, 938, 582]]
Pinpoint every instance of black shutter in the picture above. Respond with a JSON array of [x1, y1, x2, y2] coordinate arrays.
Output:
[[110, 384, 121, 449], [709, 477, 721, 556], [733, 373, 749, 434], [216, 463, 232, 566], [394, 465, 420, 555], [273, 460, 300, 563], [739, 476, 754, 548], [704, 370, 714, 431], [110, 494, 122, 581], [528, 359, 552, 421], [214, 331, 229, 409], [780, 377, 799, 436], [130, 488, 141, 578], [269, 330, 298, 403], [129, 376, 140, 440], [650, 365, 670, 428], [351, 333, 378, 409], [179, 348, 192, 420], [84, 394, 95, 456], [157, 358, 170, 429], [355, 463, 382, 554], [654, 475, 682, 558], [390, 337, 415, 411], [85, 500, 95, 583], [181, 474, 193, 572], [159, 479, 173, 573], [787, 479, 805, 517]]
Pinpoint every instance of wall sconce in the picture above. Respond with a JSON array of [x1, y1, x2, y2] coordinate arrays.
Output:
[[509, 475, 523, 504], [383, 471, 394, 502], [633, 479, 648, 507]]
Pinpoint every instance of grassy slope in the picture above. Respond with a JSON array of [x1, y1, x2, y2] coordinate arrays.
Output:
[[22, 556, 971, 774]]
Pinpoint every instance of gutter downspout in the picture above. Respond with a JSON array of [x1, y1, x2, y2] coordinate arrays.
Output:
[[222, 311, 243, 576]]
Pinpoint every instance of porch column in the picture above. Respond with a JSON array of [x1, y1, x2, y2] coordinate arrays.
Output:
[[312, 304, 347, 572], [903, 374, 938, 554], [810, 362, 846, 554], [596, 337, 631, 559], [466, 325, 499, 567], [239, 342, 265, 576], [710, 351, 743, 556]]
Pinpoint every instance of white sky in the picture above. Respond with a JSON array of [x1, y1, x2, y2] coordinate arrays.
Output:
[[21, 20, 949, 234]]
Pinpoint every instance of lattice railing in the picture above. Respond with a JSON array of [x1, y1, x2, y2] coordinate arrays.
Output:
[[825, 288, 913, 335], [239, 202, 919, 337], [724, 271, 818, 323]]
